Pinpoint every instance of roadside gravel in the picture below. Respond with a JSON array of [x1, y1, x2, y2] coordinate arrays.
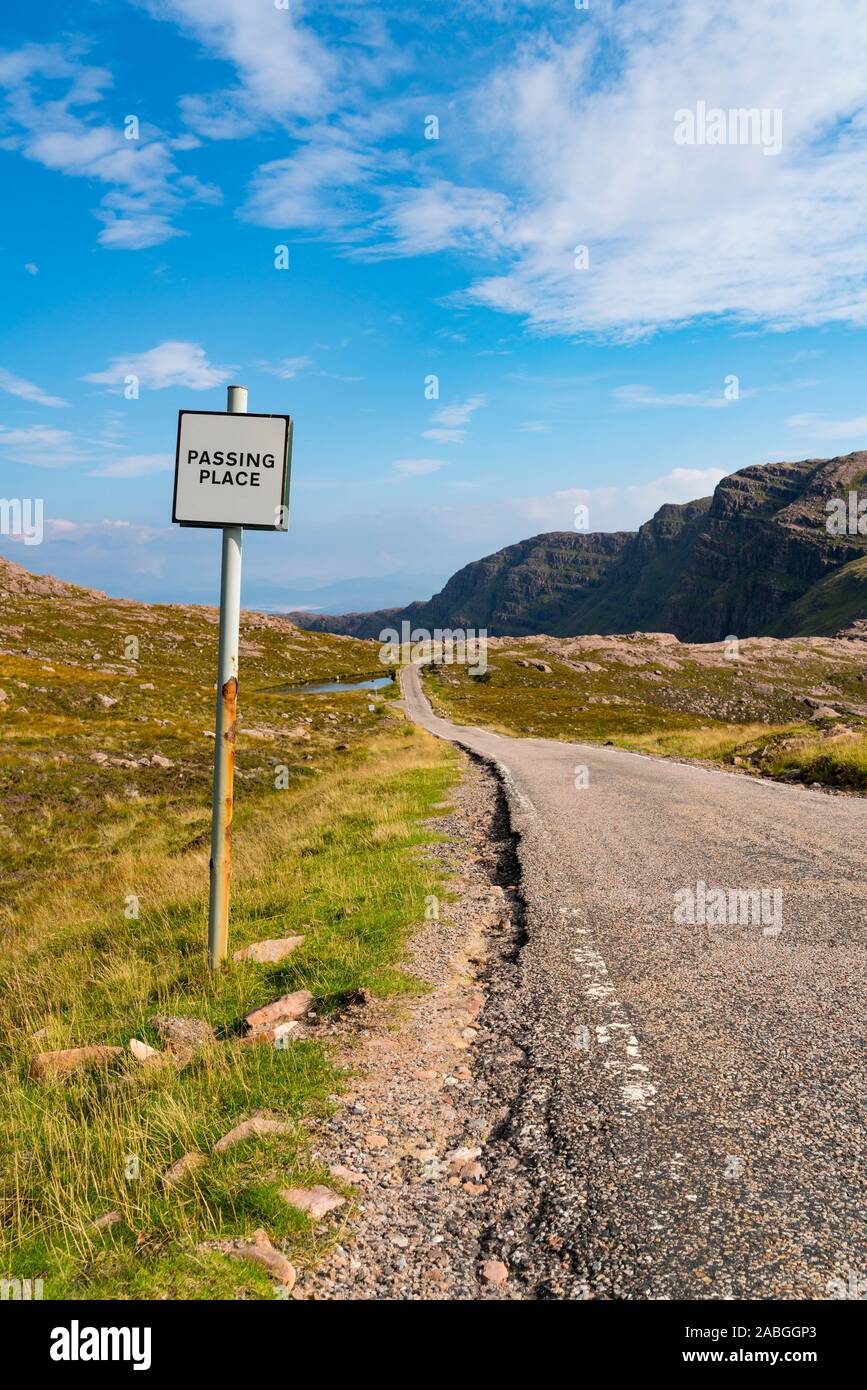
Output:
[[295, 753, 529, 1299]]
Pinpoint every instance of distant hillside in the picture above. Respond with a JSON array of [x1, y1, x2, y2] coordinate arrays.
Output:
[[290, 451, 867, 642]]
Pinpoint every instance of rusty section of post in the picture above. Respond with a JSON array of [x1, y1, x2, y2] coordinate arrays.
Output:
[[207, 385, 247, 968]]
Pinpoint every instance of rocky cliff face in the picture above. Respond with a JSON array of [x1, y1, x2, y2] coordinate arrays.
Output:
[[292, 451, 867, 642]]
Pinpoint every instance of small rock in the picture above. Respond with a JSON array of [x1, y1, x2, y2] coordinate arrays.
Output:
[[279, 1185, 346, 1219], [244, 990, 313, 1034], [150, 1015, 216, 1051], [481, 1258, 509, 1286], [329, 1163, 365, 1184], [162, 1152, 205, 1187], [96, 694, 119, 708], [233, 936, 306, 964], [227, 1230, 296, 1289], [91, 1211, 122, 1230], [445, 1145, 482, 1173], [88, 751, 109, 764], [237, 1021, 303, 1046], [150, 754, 174, 769], [140, 682, 155, 690], [366, 1134, 389, 1149], [30, 1045, 123, 1080], [128, 1038, 162, 1063], [213, 1117, 294, 1152]]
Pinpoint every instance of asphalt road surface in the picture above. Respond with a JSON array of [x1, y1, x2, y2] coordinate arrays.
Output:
[[400, 663, 866, 1300]]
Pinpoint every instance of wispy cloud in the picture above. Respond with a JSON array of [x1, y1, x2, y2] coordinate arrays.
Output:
[[422, 428, 467, 444], [140, 0, 342, 131], [0, 424, 95, 469], [236, 0, 867, 341], [392, 458, 448, 477], [524, 468, 727, 533], [422, 394, 488, 445], [613, 384, 741, 411], [0, 367, 68, 408], [87, 452, 173, 478], [84, 340, 233, 391], [786, 412, 867, 440], [260, 356, 314, 380], [453, 1, 867, 338], [0, 43, 218, 250]]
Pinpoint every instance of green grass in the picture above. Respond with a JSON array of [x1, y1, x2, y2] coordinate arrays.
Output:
[[423, 636, 867, 793], [0, 571, 457, 1298]]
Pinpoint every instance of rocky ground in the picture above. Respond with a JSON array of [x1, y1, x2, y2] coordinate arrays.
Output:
[[295, 754, 532, 1300]]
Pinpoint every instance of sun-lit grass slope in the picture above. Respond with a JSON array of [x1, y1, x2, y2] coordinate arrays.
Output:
[[0, 557, 457, 1298], [424, 630, 867, 792]]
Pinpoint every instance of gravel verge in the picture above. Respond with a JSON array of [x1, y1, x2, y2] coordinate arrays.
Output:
[[294, 751, 532, 1300]]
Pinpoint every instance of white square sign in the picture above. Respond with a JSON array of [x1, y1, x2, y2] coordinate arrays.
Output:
[[172, 410, 292, 530]]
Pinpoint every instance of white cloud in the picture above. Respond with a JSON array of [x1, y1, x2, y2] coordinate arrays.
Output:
[[613, 384, 739, 410], [433, 395, 488, 428], [24, 262, 38, 275], [392, 458, 448, 477], [140, 0, 340, 128], [87, 453, 174, 478], [786, 412, 867, 440], [0, 424, 95, 469], [0, 43, 218, 250], [229, 0, 867, 342], [523, 468, 727, 533], [40, 516, 168, 546], [97, 212, 184, 250], [242, 139, 374, 235], [370, 181, 512, 258], [422, 393, 488, 445], [449, 0, 867, 338], [84, 340, 233, 391], [422, 428, 467, 444], [261, 355, 314, 380], [0, 368, 68, 408]]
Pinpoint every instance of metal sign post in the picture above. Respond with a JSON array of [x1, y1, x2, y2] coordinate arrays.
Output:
[[171, 383, 293, 968], [208, 384, 246, 969]]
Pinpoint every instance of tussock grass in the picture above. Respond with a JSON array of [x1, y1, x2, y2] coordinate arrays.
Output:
[[628, 723, 867, 790], [0, 731, 457, 1298], [425, 643, 867, 793], [764, 729, 867, 790], [0, 578, 456, 1297]]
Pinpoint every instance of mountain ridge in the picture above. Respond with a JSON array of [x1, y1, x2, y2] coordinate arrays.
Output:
[[288, 451, 867, 642]]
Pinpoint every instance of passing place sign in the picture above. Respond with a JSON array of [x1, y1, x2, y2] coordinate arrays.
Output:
[[172, 410, 292, 530]]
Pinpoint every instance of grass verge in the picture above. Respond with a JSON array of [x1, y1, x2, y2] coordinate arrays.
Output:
[[423, 640, 867, 793], [1, 726, 457, 1298], [0, 567, 457, 1298]]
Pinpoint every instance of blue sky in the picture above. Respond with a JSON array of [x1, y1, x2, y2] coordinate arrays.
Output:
[[2, 0, 867, 609]]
